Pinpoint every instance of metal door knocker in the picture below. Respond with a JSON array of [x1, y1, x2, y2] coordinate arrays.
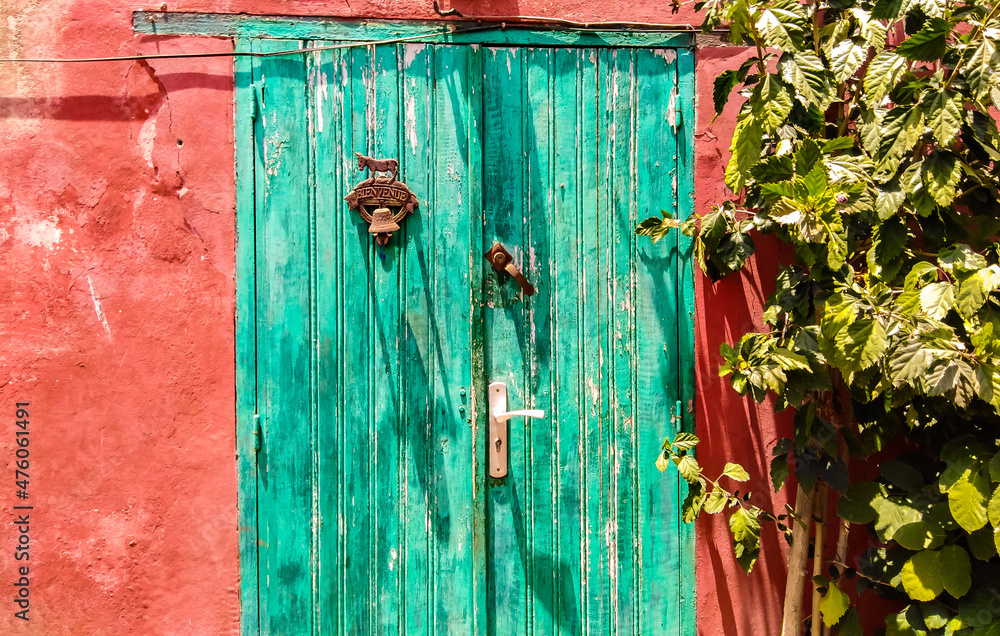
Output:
[[344, 153, 419, 246]]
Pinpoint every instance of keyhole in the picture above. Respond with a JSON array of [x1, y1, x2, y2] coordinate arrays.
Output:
[[494, 437, 502, 451]]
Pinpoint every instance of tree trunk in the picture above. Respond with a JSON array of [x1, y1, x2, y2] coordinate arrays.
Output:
[[782, 484, 817, 636]]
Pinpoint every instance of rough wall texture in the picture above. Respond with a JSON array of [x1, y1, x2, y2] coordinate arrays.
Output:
[[0, 1, 785, 634]]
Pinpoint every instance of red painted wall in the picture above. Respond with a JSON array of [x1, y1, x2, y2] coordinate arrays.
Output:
[[0, 2, 785, 634]]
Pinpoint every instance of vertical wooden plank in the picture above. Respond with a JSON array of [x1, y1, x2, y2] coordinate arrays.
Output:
[[399, 41, 434, 636], [599, 47, 640, 636], [633, 48, 682, 634], [342, 43, 376, 636], [675, 46, 698, 636], [312, 41, 349, 636], [482, 45, 529, 636], [255, 37, 315, 636], [549, 47, 586, 635], [234, 35, 260, 636], [466, 43, 489, 636], [427, 45, 477, 635], [524, 46, 556, 636], [367, 42, 405, 634], [580, 47, 610, 636]]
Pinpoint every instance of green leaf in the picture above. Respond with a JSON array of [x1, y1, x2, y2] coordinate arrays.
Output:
[[822, 137, 856, 154], [938, 545, 972, 598], [891, 340, 934, 387], [704, 488, 728, 514], [873, 494, 924, 542], [988, 485, 1000, 526], [755, 0, 807, 52], [729, 506, 761, 543], [682, 480, 706, 523], [868, 216, 909, 279], [835, 608, 863, 636], [635, 214, 681, 243], [672, 431, 700, 451], [920, 281, 955, 320], [725, 115, 763, 193], [674, 454, 703, 483], [865, 50, 907, 104], [966, 38, 998, 103], [779, 51, 834, 110], [795, 139, 823, 175], [922, 151, 961, 207], [886, 606, 930, 635], [939, 244, 988, 273], [836, 319, 888, 373], [819, 582, 850, 627], [875, 183, 905, 219], [655, 452, 670, 473], [949, 472, 990, 533], [830, 38, 867, 84], [881, 460, 924, 492], [894, 517, 947, 550], [713, 69, 740, 118], [967, 525, 998, 561], [923, 88, 964, 148], [837, 481, 887, 524], [752, 154, 795, 183], [770, 454, 790, 492], [723, 462, 750, 482], [956, 269, 989, 317], [920, 601, 950, 630], [895, 17, 951, 61], [751, 74, 794, 133], [991, 453, 1000, 483], [877, 107, 924, 164], [901, 550, 944, 601]]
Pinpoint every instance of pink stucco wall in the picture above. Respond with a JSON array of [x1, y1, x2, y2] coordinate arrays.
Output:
[[0, 2, 788, 633]]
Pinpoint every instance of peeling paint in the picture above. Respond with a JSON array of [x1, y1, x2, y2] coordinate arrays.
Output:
[[405, 96, 418, 153], [654, 49, 678, 63], [402, 43, 425, 67], [20, 217, 61, 249]]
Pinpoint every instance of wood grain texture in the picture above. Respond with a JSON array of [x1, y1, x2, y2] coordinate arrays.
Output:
[[133, 12, 694, 47], [237, 33, 695, 636]]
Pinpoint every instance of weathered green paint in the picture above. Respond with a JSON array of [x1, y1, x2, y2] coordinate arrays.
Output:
[[133, 12, 693, 48], [236, 30, 695, 636]]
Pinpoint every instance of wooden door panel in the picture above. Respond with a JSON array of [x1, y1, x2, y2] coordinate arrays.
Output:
[[481, 46, 691, 635], [248, 36, 693, 636]]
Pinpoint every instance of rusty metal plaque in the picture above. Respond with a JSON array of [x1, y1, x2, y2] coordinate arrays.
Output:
[[344, 153, 419, 246]]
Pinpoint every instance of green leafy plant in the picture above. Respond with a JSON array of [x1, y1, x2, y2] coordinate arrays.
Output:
[[640, 0, 1000, 631]]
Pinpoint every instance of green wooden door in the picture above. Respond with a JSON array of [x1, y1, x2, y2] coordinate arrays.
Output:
[[238, 35, 694, 636]]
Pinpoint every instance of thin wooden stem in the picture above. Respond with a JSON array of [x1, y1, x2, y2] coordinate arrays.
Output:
[[810, 484, 829, 636], [824, 450, 851, 636], [782, 484, 817, 636]]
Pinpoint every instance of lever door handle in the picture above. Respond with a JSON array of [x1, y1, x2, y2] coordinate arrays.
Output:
[[493, 408, 544, 423], [488, 381, 545, 478], [485, 243, 535, 296]]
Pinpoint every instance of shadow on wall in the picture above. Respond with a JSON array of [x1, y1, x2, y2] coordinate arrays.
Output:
[[696, 234, 796, 635], [0, 72, 229, 120]]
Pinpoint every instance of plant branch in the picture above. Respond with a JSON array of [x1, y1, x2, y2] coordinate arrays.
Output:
[[782, 484, 817, 636], [943, 0, 1000, 92]]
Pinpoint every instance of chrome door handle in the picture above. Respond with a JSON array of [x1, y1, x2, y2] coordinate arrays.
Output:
[[485, 243, 535, 296], [488, 381, 544, 478]]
